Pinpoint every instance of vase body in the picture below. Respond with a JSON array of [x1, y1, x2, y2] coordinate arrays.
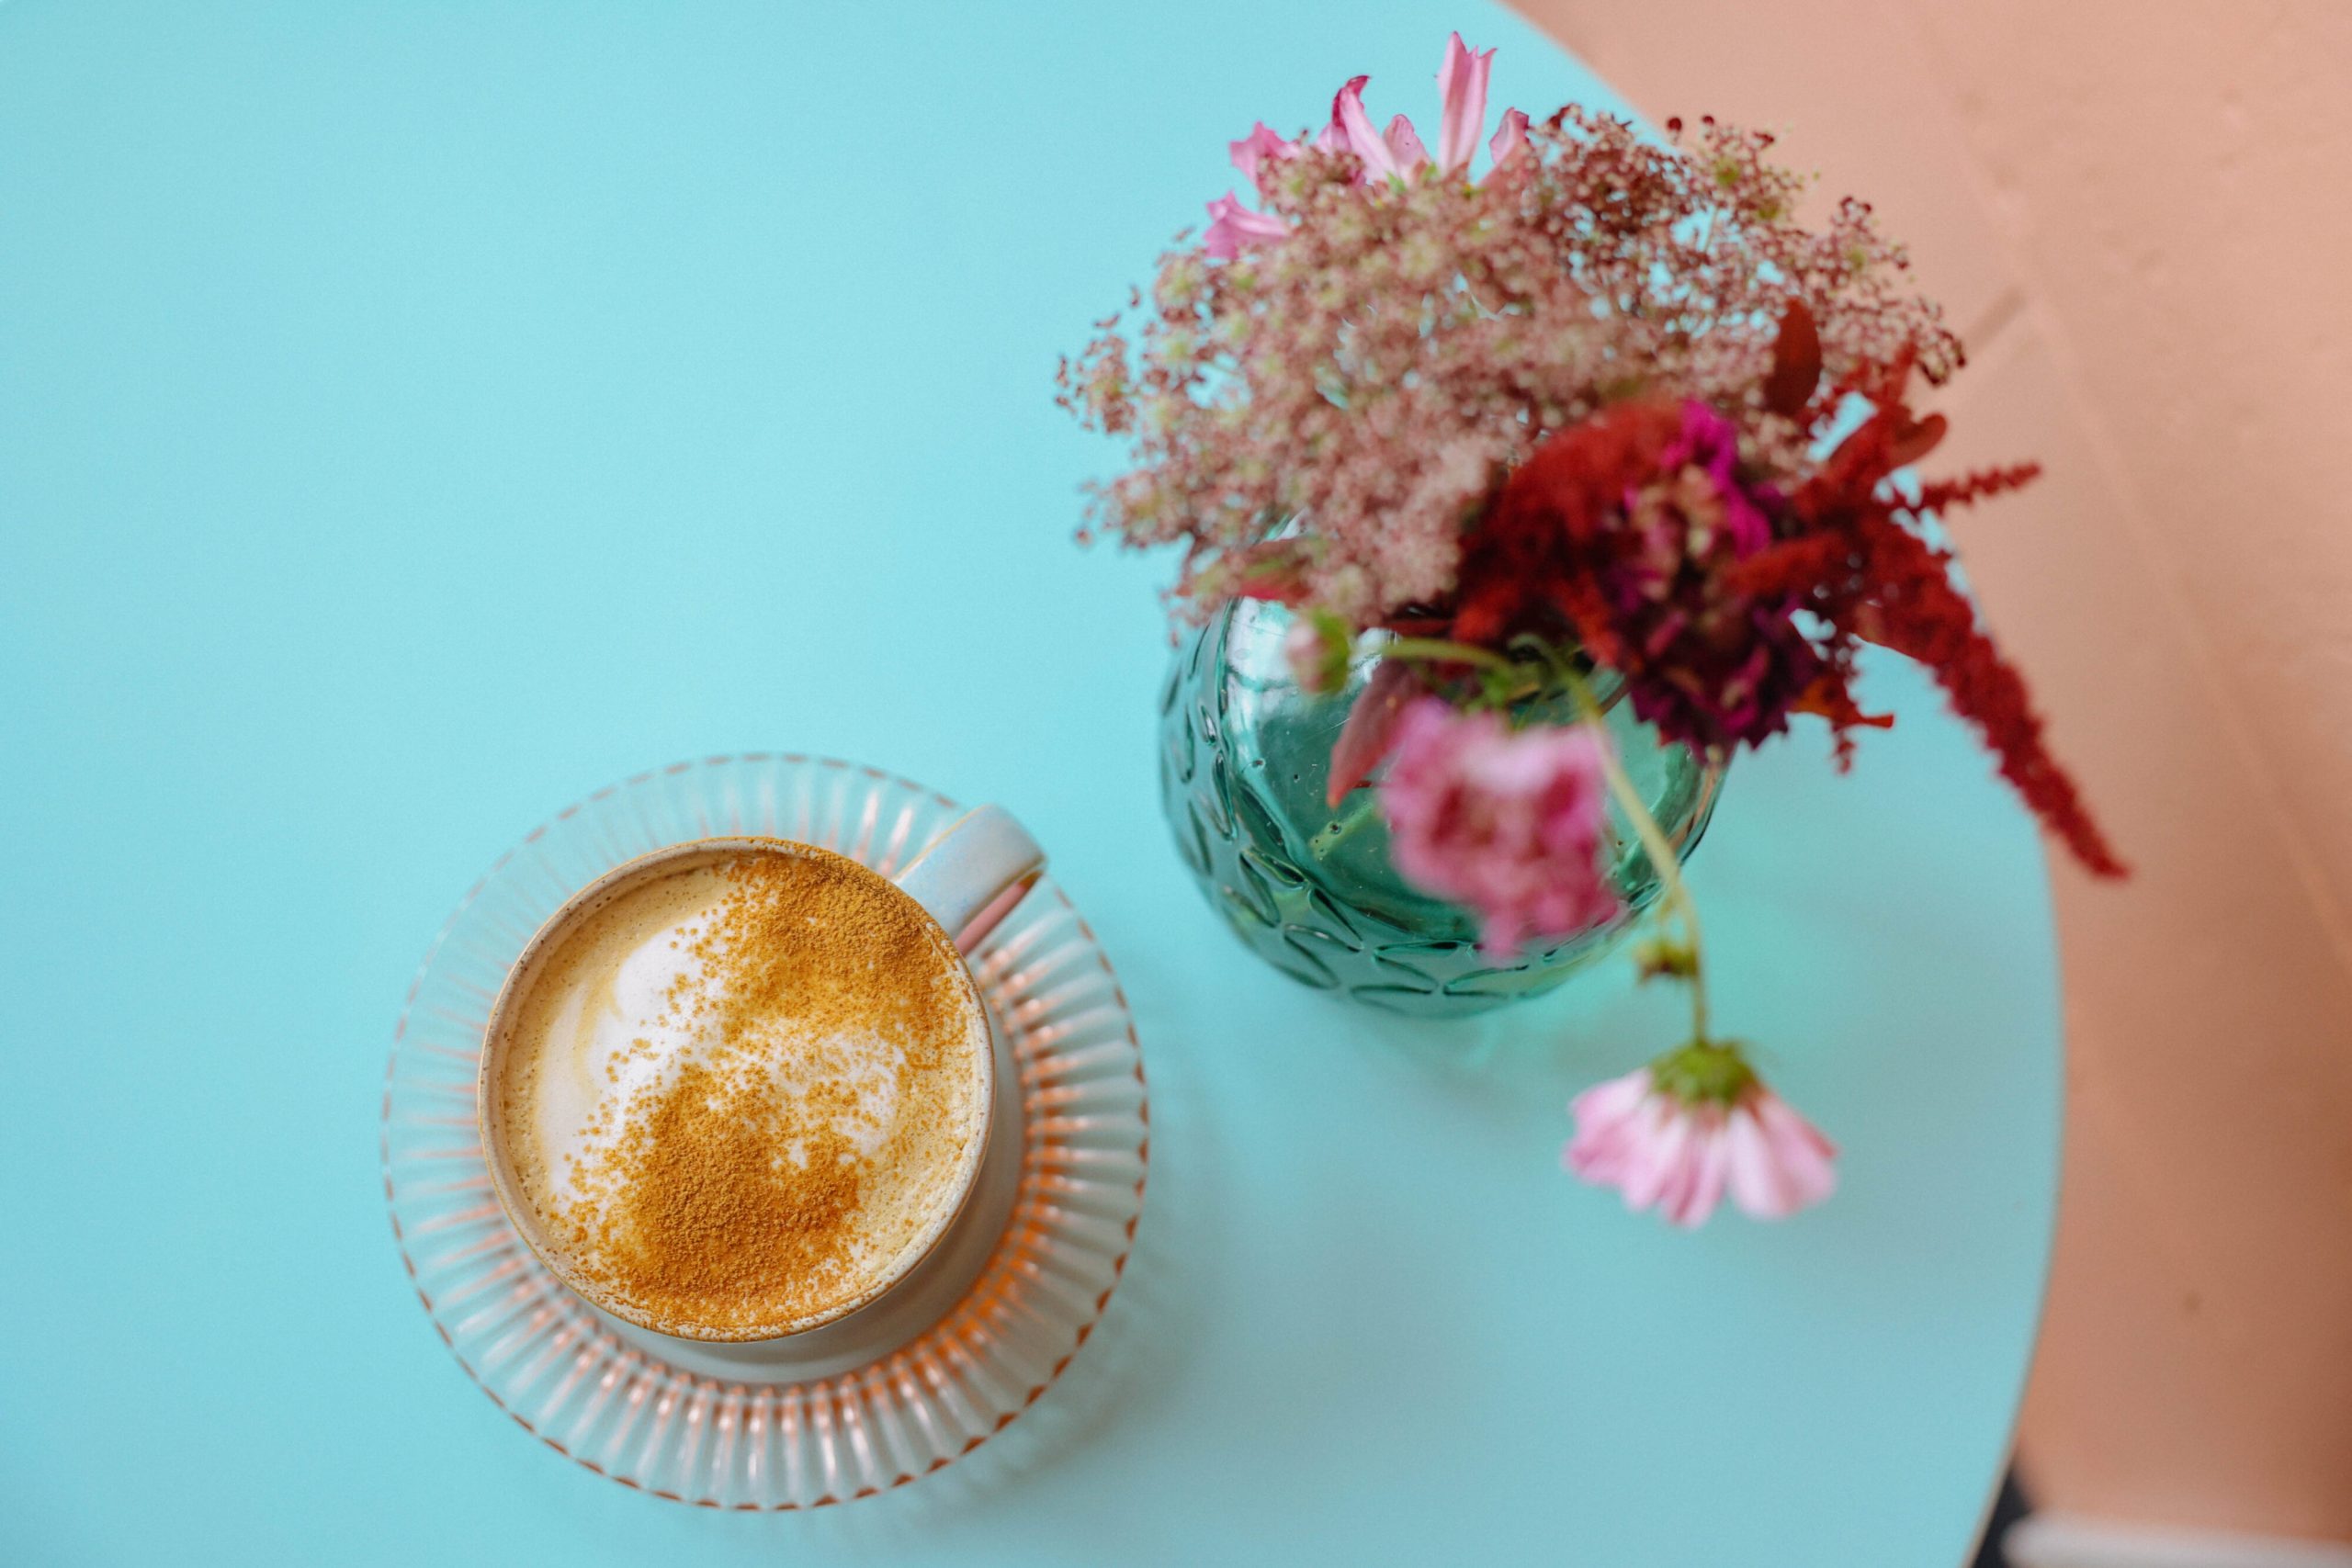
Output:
[[1158, 598, 1724, 1017]]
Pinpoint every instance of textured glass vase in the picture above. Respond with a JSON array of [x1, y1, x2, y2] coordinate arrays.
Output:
[[1159, 597, 1725, 1017]]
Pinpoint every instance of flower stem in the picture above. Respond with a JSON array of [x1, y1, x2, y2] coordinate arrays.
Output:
[[1379, 637, 1513, 671], [1564, 670, 1713, 1043], [1311, 783, 1386, 861]]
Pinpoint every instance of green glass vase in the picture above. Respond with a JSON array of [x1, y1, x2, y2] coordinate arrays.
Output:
[[1158, 597, 1725, 1017]]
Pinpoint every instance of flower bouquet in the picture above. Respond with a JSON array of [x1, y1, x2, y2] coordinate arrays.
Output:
[[1059, 36, 2121, 1225]]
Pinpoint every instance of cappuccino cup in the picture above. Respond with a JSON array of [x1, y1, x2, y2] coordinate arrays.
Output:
[[475, 807, 1043, 1348]]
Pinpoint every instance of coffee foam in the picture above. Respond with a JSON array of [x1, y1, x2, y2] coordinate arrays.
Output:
[[491, 846, 990, 1337]]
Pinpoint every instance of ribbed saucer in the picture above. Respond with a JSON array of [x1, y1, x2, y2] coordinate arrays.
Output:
[[381, 754, 1149, 1507]]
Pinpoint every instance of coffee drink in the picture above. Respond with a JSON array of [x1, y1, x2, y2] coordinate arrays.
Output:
[[485, 840, 993, 1339]]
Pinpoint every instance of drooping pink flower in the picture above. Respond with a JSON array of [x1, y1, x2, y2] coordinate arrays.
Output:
[[1202, 191, 1289, 260], [1565, 1050, 1837, 1226], [1378, 697, 1618, 957]]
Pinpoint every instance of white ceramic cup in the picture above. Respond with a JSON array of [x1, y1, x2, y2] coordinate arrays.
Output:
[[474, 807, 1045, 1359]]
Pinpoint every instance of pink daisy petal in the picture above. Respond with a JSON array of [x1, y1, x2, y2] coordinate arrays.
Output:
[[1753, 1092, 1839, 1208], [1724, 1089, 1838, 1219], [1566, 1067, 1655, 1182], [1201, 191, 1289, 260], [1620, 1100, 1690, 1213], [1329, 74, 1398, 182], [1664, 1111, 1731, 1227], [1227, 121, 1298, 196], [1435, 32, 1494, 175], [1487, 107, 1531, 173], [1723, 1106, 1792, 1216], [1570, 1066, 1652, 1131], [1383, 113, 1430, 175]]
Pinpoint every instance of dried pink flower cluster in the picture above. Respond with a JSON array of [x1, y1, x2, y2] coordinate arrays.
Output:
[[1059, 35, 2119, 1226], [1057, 51, 1958, 629]]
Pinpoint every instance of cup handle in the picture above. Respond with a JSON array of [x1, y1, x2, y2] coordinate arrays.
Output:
[[894, 806, 1046, 951]]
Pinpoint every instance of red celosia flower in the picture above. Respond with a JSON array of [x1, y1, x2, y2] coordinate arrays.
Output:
[[1758, 383, 2127, 877], [1449, 382, 2123, 878], [1455, 399, 1822, 750]]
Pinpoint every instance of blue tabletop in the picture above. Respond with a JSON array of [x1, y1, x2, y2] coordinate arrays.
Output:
[[0, 3, 2059, 1563]]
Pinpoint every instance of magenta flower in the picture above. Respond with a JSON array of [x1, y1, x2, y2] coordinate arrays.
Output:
[[1600, 400, 1821, 749], [1565, 1050, 1838, 1226], [1461, 397, 1820, 750], [1378, 697, 1618, 958], [1652, 397, 1774, 555]]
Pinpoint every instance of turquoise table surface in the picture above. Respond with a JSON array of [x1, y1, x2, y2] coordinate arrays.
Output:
[[0, 3, 2060, 1564]]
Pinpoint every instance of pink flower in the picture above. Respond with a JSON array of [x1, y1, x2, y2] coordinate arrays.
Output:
[[1202, 191, 1289, 260], [1378, 698, 1618, 957], [1565, 1052, 1838, 1226], [1200, 34, 1525, 253], [1325, 33, 1515, 186]]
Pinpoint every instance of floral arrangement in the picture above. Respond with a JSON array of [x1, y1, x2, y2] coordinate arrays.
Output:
[[1059, 36, 2121, 1226]]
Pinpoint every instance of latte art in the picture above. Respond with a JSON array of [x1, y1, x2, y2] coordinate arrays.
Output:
[[488, 842, 991, 1337]]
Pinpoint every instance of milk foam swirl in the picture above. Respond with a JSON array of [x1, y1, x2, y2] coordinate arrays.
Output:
[[489, 846, 989, 1337]]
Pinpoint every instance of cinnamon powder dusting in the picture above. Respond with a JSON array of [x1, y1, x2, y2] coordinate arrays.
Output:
[[555, 848, 980, 1333]]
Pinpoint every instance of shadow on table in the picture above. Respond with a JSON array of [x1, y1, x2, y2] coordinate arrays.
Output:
[[722, 940, 1232, 1551]]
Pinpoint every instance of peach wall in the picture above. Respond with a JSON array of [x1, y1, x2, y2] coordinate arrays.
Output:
[[1505, 0, 2352, 1540]]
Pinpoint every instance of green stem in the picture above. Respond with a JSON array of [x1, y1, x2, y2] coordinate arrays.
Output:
[[1564, 669, 1713, 1044], [1379, 637, 1514, 671], [1311, 784, 1386, 861]]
